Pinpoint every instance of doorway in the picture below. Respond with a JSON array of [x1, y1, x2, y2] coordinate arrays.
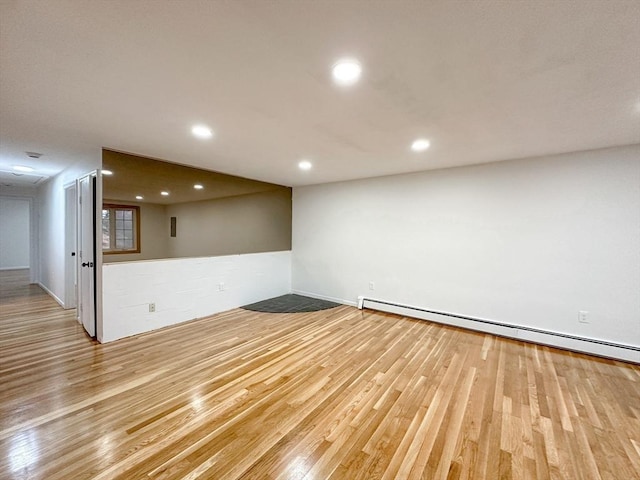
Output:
[[0, 196, 31, 277]]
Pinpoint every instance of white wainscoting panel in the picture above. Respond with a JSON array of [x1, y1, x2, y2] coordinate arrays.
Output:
[[101, 251, 291, 342]]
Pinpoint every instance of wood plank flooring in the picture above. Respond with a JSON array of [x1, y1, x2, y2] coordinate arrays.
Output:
[[1, 269, 639, 479]]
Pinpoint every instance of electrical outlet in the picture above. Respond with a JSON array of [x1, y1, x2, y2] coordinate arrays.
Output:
[[149, 303, 156, 313], [578, 310, 589, 324], [218, 282, 225, 291], [369, 281, 375, 290]]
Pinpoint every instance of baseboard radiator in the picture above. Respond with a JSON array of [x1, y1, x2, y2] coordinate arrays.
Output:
[[357, 296, 639, 364]]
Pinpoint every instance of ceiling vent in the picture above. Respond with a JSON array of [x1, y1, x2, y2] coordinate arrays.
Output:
[[25, 151, 43, 159]]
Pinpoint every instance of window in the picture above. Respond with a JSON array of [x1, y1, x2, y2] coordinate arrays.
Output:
[[102, 204, 140, 254]]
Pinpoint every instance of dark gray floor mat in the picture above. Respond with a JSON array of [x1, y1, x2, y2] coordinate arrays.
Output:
[[241, 294, 340, 313]]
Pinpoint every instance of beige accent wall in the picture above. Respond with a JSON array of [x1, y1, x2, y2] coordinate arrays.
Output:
[[102, 201, 169, 263], [166, 189, 292, 258], [102, 149, 292, 262]]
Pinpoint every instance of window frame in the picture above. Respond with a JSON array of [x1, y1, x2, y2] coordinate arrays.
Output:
[[102, 203, 141, 255]]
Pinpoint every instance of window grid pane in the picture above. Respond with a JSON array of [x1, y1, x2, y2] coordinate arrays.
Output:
[[103, 205, 138, 253]]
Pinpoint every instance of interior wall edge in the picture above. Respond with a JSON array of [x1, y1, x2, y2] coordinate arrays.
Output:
[[37, 281, 66, 309], [290, 289, 357, 307]]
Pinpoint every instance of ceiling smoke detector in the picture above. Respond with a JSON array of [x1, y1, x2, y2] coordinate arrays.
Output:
[[25, 152, 43, 159]]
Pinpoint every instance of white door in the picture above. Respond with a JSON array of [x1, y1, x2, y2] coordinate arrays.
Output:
[[64, 184, 77, 309], [77, 174, 96, 337]]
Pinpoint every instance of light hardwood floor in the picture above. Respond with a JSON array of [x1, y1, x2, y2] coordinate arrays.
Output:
[[1, 269, 639, 479]]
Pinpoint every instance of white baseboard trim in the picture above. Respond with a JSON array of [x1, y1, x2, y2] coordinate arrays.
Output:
[[0, 266, 29, 271], [38, 282, 66, 309], [291, 289, 357, 307], [359, 296, 639, 364]]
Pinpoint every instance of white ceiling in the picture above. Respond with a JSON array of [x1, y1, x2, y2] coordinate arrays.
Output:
[[1, 0, 639, 188]]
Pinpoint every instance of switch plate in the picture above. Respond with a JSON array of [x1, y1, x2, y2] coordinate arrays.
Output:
[[369, 281, 375, 290], [578, 310, 589, 324]]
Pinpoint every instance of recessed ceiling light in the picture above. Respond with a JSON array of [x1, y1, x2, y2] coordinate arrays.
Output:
[[12, 165, 34, 173], [191, 124, 213, 139], [411, 139, 431, 152], [298, 160, 312, 171], [161, 191, 169, 196], [102, 169, 113, 175], [332, 58, 362, 86], [193, 184, 204, 190], [135, 195, 143, 200]]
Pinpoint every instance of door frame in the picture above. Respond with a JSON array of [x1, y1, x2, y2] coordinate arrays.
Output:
[[94, 172, 103, 341]]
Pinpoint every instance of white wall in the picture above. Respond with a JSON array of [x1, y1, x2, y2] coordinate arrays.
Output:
[[101, 250, 291, 342], [292, 145, 640, 359], [38, 175, 67, 304], [0, 197, 30, 269], [0, 185, 37, 196]]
